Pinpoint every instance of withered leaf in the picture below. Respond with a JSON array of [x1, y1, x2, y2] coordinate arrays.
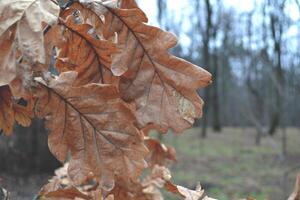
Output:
[[39, 162, 99, 200], [109, 165, 170, 200], [45, 7, 118, 86], [288, 174, 300, 200], [145, 138, 176, 167], [165, 181, 204, 200], [0, 86, 14, 134], [0, 0, 59, 85], [0, 25, 17, 86], [41, 187, 91, 200], [202, 197, 217, 200], [79, 0, 212, 133], [34, 72, 148, 190], [0, 85, 32, 135]]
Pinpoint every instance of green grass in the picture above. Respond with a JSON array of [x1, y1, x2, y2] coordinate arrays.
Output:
[[150, 127, 300, 200]]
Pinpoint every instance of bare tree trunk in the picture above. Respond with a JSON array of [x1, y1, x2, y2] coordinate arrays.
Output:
[[201, 89, 210, 138], [200, 0, 213, 138], [157, 0, 166, 140], [0, 119, 60, 175], [157, 0, 166, 27], [296, 0, 300, 11], [268, 2, 285, 136], [281, 127, 287, 157], [211, 48, 221, 132]]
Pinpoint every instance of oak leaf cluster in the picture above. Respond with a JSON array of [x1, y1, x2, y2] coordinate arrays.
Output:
[[0, 0, 215, 199]]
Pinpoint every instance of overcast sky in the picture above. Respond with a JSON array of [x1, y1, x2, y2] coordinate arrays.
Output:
[[137, 0, 299, 52], [138, 0, 299, 25]]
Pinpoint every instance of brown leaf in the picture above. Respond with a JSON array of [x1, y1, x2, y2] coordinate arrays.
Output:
[[0, 85, 32, 135], [165, 181, 204, 200], [0, 0, 60, 85], [0, 86, 14, 135], [145, 138, 176, 167], [42, 187, 91, 200], [288, 174, 300, 200], [108, 165, 212, 200], [39, 162, 101, 200], [79, 0, 212, 133], [45, 6, 118, 86], [109, 166, 168, 200], [13, 102, 33, 127], [0, 25, 17, 86], [34, 71, 148, 190]]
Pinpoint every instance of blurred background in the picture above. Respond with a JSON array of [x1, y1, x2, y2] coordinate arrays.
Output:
[[1, 0, 300, 199]]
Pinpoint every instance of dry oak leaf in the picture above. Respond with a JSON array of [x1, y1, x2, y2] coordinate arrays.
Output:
[[34, 71, 148, 190], [288, 174, 300, 200], [45, 7, 118, 86], [40, 187, 91, 200], [0, 86, 14, 135], [109, 165, 169, 200], [0, 85, 32, 135], [145, 138, 176, 167], [140, 165, 208, 200], [202, 197, 217, 200], [39, 162, 100, 200], [0, 25, 17, 86], [0, 0, 59, 85], [141, 165, 171, 200], [165, 181, 205, 200], [79, 0, 212, 133], [109, 165, 210, 200]]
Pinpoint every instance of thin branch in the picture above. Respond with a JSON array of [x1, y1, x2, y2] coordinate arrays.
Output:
[[295, 0, 300, 11]]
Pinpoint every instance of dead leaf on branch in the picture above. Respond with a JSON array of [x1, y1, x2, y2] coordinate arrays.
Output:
[[0, 0, 60, 86], [108, 166, 169, 200], [79, 0, 212, 133], [145, 137, 176, 168], [164, 181, 205, 200], [0, 25, 17, 87], [41, 188, 91, 200], [288, 174, 300, 200], [109, 165, 212, 200], [0, 85, 33, 135], [39, 163, 93, 200], [0, 0, 215, 199], [0, 86, 14, 135], [44, 6, 118, 86], [34, 71, 148, 190]]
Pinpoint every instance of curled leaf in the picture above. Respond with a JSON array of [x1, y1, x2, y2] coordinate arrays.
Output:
[[0, 25, 17, 86], [165, 181, 204, 200], [0, 0, 60, 85], [145, 138, 176, 167]]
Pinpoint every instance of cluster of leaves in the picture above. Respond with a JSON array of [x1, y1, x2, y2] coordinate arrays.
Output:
[[0, 0, 219, 199]]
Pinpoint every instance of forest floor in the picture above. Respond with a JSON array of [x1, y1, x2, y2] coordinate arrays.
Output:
[[155, 127, 300, 200], [0, 127, 299, 200]]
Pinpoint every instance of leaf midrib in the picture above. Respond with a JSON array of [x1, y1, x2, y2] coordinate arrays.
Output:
[[39, 82, 124, 151]]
